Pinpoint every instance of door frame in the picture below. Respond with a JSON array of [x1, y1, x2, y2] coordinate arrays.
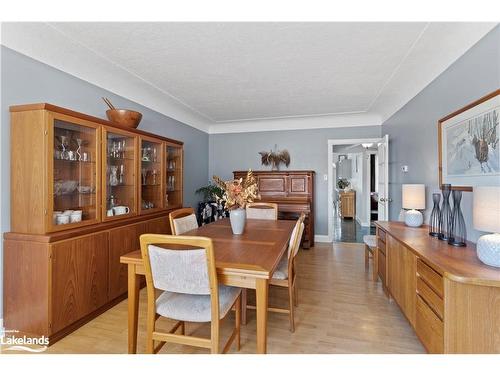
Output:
[[327, 138, 381, 243]]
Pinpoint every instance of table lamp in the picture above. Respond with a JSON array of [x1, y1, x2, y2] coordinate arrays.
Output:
[[473, 186, 500, 268], [402, 184, 425, 227]]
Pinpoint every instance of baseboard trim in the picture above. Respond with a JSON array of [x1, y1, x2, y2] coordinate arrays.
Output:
[[314, 235, 331, 243]]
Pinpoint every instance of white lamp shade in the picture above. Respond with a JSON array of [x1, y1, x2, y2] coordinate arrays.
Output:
[[473, 186, 500, 233], [402, 184, 425, 210]]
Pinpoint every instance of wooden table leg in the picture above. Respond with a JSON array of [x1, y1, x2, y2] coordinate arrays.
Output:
[[127, 265, 140, 354], [255, 278, 269, 354], [241, 289, 247, 325]]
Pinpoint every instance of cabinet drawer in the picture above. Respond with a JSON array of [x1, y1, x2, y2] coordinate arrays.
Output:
[[417, 259, 443, 297], [378, 250, 387, 285], [377, 229, 386, 243], [416, 295, 444, 353], [417, 277, 444, 320]]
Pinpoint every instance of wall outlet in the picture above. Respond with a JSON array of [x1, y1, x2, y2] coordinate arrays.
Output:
[[401, 165, 409, 173]]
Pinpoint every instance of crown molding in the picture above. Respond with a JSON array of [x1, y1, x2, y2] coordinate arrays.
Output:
[[208, 112, 381, 134]]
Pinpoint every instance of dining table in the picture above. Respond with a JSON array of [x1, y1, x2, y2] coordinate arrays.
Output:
[[120, 217, 296, 354]]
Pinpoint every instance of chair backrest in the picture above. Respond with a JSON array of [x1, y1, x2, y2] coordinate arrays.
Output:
[[287, 213, 306, 260], [140, 234, 220, 319], [246, 202, 278, 220], [169, 207, 198, 235], [140, 234, 217, 295]]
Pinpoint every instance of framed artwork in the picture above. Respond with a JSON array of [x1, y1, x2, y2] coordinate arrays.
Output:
[[438, 89, 500, 191]]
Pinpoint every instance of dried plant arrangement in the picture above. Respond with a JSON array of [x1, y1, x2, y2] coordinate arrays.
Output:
[[212, 169, 260, 210], [258, 145, 291, 170]]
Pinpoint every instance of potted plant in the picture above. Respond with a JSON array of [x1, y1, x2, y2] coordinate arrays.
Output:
[[195, 183, 225, 202], [337, 178, 350, 191], [213, 170, 260, 234]]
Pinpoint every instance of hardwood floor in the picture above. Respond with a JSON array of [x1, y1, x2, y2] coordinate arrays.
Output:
[[22, 243, 425, 354]]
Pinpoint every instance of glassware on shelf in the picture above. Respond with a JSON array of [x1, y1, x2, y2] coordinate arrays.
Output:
[[142, 168, 147, 185], [58, 135, 70, 160], [152, 169, 157, 185], [429, 193, 441, 237], [52, 119, 98, 228], [110, 166, 119, 186], [75, 138, 83, 161], [119, 164, 125, 185], [142, 147, 152, 161], [438, 184, 452, 241], [448, 190, 467, 247]]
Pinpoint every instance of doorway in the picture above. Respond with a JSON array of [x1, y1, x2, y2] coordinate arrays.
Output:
[[327, 136, 390, 243]]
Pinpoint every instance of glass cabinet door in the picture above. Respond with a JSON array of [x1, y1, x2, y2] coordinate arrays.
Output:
[[139, 137, 164, 213], [103, 128, 138, 220], [165, 143, 183, 209], [51, 116, 100, 230]]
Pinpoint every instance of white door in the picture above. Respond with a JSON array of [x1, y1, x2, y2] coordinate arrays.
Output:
[[377, 134, 390, 221]]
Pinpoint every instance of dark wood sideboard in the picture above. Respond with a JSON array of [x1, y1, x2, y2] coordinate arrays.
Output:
[[234, 170, 315, 248]]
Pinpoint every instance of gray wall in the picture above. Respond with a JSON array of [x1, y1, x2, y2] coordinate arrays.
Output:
[[0, 47, 209, 320], [382, 25, 500, 243], [209, 126, 382, 236]]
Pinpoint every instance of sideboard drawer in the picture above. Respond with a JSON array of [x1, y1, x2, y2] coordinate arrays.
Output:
[[378, 250, 387, 285], [417, 276, 444, 320], [377, 228, 386, 243], [416, 295, 444, 353], [417, 258, 443, 297]]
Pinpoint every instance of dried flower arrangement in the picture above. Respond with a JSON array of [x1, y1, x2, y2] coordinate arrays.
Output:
[[259, 145, 291, 170], [213, 169, 260, 210]]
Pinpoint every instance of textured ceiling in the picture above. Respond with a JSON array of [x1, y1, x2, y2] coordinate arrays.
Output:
[[49, 22, 425, 122]]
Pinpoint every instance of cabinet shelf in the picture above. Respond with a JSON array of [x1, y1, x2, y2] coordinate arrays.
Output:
[[54, 158, 95, 164]]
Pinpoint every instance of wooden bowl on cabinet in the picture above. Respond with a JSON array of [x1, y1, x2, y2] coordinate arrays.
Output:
[[106, 109, 142, 129]]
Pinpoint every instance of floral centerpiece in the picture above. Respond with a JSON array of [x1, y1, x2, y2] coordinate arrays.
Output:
[[213, 169, 260, 234]]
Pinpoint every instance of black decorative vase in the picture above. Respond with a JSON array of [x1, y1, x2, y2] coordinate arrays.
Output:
[[438, 184, 452, 241], [429, 193, 441, 237], [448, 190, 467, 247]]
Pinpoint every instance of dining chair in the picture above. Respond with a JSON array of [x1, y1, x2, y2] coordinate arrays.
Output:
[[241, 202, 279, 325], [245, 213, 305, 332], [169, 207, 198, 235], [140, 234, 242, 354], [363, 234, 378, 281], [246, 202, 279, 220]]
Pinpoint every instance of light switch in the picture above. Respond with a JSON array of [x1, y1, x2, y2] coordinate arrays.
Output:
[[324, 174, 328, 181]]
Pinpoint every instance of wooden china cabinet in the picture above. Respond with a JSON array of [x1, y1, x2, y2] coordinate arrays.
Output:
[[4, 103, 184, 343]]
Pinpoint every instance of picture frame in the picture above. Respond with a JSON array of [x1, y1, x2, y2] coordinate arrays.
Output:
[[438, 89, 500, 191]]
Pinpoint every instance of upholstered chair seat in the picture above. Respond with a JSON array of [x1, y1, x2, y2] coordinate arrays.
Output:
[[363, 235, 377, 248], [156, 285, 241, 323], [363, 235, 378, 281], [271, 256, 289, 280]]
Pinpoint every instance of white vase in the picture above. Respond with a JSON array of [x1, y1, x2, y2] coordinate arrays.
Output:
[[230, 208, 246, 235]]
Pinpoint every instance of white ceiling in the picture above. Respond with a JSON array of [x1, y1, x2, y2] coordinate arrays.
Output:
[[1, 22, 497, 133]]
